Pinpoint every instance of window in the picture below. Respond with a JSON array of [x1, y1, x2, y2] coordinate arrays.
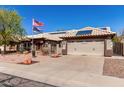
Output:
[[50, 32, 66, 34], [76, 30, 92, 36], [100, 27, 107, 30]]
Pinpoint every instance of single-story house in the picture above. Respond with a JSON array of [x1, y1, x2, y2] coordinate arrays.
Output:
[[23, 26, 115, 57], [0, 26, 116, 57]]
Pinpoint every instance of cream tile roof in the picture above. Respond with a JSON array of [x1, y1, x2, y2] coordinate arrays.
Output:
[[26, 27, 116, 41], [27, 32, 65, 41], [42, 33, 63, 41], [27, 34, 43, 39], [65, 29, 78, 36], [91, 28, 115, 35], [64, 26, 116, 37]]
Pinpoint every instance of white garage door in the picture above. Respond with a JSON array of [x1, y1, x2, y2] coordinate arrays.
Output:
[[67, 41, 104, 56]]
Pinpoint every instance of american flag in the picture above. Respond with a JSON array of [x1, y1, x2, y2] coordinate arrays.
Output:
[[33, 19, 44, 26], [33, 26, 41, 32]]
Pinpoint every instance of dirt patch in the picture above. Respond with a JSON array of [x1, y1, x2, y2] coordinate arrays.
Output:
[[103, 58, 124, 78]]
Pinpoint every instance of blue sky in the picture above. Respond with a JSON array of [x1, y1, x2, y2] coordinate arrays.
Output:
[[0, 5, 124, 35]]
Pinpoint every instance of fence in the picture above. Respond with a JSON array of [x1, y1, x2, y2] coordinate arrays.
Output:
[[113, 42, 124, 56]]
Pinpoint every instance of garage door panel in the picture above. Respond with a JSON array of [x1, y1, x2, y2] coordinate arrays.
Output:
[[67, 41, 104, 56]]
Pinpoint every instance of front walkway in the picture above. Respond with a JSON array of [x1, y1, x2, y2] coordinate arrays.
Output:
[[0, 54, 124, 86]]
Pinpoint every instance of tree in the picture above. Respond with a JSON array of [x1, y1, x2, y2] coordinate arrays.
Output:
[[112, 36, 122, 42], [0, 9, 26, 54]]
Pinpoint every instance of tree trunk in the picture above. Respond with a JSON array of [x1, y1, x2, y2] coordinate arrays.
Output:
[[16, 44, 19, 52], [3, 44, 6, 54]]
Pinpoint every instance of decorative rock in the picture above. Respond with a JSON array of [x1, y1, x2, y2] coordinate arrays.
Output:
[[103, 58, 124, 78]]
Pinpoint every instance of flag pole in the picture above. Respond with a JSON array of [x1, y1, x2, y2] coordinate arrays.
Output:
[[32, 18, 36, 57]]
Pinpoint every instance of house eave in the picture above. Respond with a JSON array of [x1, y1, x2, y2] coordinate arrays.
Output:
[[60, 33, 116, 40]]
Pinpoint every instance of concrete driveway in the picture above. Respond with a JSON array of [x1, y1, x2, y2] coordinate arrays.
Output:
[[1, 55, 124, 86]]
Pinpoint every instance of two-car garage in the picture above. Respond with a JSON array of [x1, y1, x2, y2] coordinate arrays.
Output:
[[67, 40, 104, 56], [61, 27, 115, 57]]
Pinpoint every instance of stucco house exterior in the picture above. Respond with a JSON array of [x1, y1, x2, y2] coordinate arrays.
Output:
[[0, 26, 116, 57], [22, 26, 116, 57], [61, 27, 116, 57]]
